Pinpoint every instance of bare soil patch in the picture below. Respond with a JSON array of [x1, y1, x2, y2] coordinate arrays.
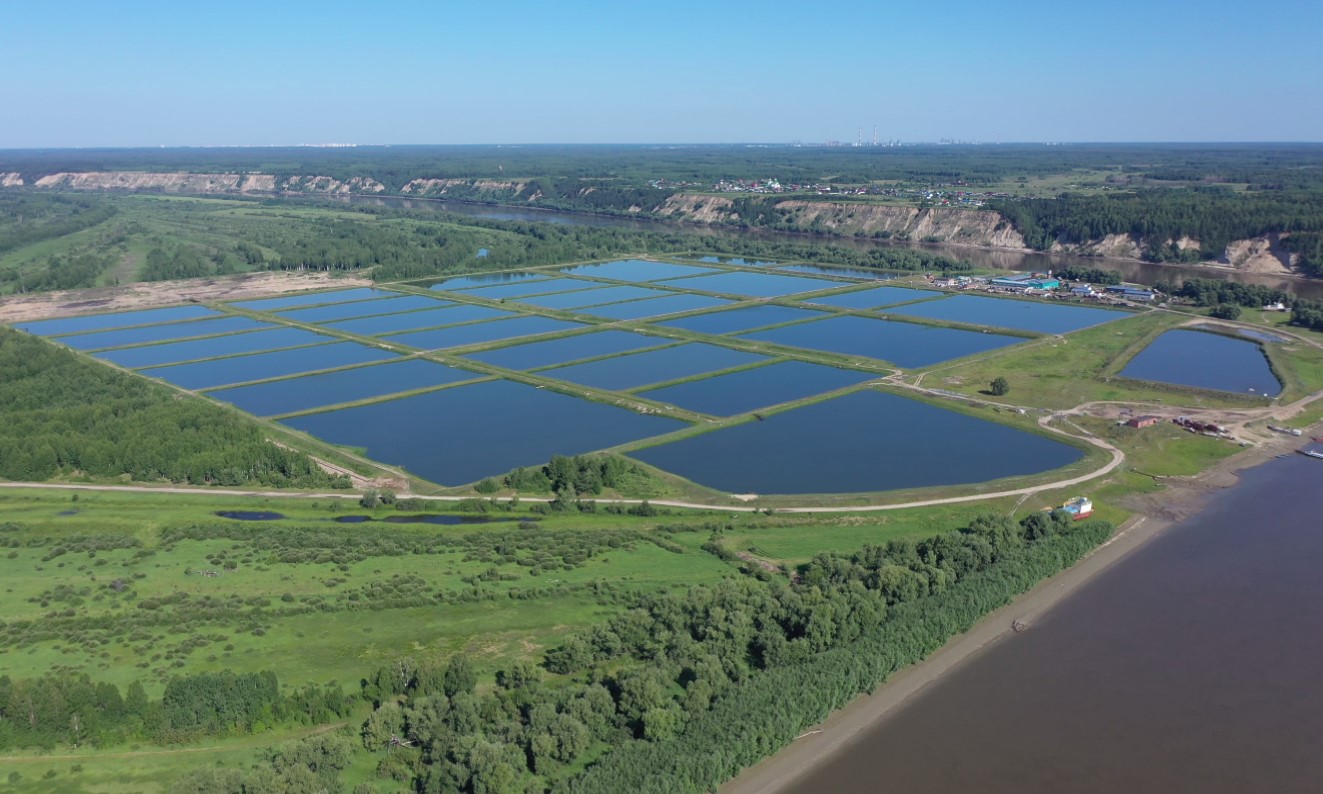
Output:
[[0, 272, 373, 324]]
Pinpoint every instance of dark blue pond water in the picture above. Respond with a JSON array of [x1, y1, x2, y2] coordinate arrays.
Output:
[[463, 330, 670, 370], [1121, 330, 1281, 395], [630, 389, 1082, 493], [581, 294, 733, 320], [53, 316, 273, 350], [695, 256, 777, 267], [422, 272, 552, 291], [655, 304, 826, 335], [95, 327, 333, 368], [143, 342, 398, 390], [657, 270, 839, 297], [283, 379, 687, 485], [806, 285, 945, 310], [886, 294, 1128, 334], [542, 343, 768, 390], [741, 316, 1022, 368], [516, 285, 669, 310], [638, 361, 876, 416], [324, 305, 516, 336], [17, 305, 220, 336], [231, 287, 389, 311], [278, 294, 449, 323], [458, 278, 601, 300], [777, 263, 898, 280], [207, 358, 476, 415], [560, 259, 718, 282], [385, 316, 586, 350]]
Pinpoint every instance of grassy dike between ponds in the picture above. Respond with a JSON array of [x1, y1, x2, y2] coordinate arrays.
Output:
[[560, 519, 1115, 794]]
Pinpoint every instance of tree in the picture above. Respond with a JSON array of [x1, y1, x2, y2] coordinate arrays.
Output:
[[1209, 304, 1242, 320], [990, 377, 1010, 396]]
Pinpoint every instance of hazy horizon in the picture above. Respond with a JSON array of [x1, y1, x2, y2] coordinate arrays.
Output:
[[5, 0, 1321, 148]]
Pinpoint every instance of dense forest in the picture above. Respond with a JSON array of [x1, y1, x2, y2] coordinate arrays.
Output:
[[340, 510, 1111, 792], [0, 328, 348, 487], [990, 190, 1323, 265], [6, 143, 1323, 191], [0, 668, 348, 750]]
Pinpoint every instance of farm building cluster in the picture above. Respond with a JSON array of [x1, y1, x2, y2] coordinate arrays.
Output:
[[928, 272, 1159, 305]]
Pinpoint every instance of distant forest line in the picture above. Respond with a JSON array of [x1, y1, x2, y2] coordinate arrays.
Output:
[[4, 144, 1323, 274]]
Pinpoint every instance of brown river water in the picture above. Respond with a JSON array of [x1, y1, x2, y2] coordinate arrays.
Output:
[[785, 455, 1323, 794]]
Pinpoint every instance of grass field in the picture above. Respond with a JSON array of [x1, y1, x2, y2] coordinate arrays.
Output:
[[911, 311, 1288, 410], [0, 490, 746, 695]]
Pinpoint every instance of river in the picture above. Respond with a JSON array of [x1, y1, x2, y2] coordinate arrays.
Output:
[[314, 193, 1323, 300], [781, 454, 1323, 793]]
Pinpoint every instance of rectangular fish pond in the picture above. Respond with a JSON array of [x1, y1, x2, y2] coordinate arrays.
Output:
[[282, 379, 687, 486], [741, 315, 1022, 368], [629, 389, 1084, 494], [208, 358, 481, 416]]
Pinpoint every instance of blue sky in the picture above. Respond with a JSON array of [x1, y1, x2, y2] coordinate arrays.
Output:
[[3, 0, 1319, 146]]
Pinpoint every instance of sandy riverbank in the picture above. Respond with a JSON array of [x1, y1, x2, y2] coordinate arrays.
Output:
[[723, 424, 1316, 794]]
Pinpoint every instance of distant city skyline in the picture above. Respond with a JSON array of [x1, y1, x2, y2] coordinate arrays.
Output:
[[4, 0, 1320, 148]]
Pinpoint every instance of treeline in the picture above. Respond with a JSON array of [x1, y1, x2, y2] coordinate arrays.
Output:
[[1052, 264, 1122, 285], [140, 243, 264, 281], [1290, 299, 1323, 332], [174, 732, 357, 794], [1158, 277, 1291, 308], [0, 669, 349, 750], [498, 454, 654, 496], [351, 511, 1112, 792], [8, 143, 1323, 191], [0, 194, 118, 256], [991, 190, 1323, 261], [249, 207, 972, 284], [1282, 232, 1323, 276], [0, 329, 348, 487]]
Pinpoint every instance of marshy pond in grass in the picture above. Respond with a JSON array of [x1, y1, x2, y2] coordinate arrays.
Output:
[[385, 316, 586, 350], [206, 359, 477, 415], [741, 315, 1022, 368], [1121, 329, 1281, 395], [53, 315, 274, 350], [94, 326, 333, 368], [463, 330, 670, 370], [282, 379, 687, 485], [143, 341, 399, 390], [324, 304, 515, 336], [630, 389, 1083, 494], [541, 342, 768, 390], [17, 304, 220, 336], [885, 294, 1129, 334], [637, 360, 876, 416]]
